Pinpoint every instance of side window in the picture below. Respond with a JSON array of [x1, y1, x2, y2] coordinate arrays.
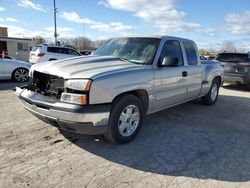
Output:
[[47, 47, 56, 53], [68, 49, 79, 55], [183, 41, 198, 65], [61, 48, 68, 54], [68, 49, 73, 55], [17, 43, 28, 51], [63, 48, 69, 54], [160, 40, 184, 66], [55, 47, 67, 54]]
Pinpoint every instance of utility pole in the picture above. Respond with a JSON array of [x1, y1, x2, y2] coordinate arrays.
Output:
[[53, 0, 58, 45], [82, 23, 85, 50]]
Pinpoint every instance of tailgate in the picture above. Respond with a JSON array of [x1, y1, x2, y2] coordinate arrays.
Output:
[[221, 62, 248, 74]]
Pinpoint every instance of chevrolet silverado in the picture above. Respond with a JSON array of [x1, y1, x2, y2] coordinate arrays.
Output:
[[15, 36, 224, 143]]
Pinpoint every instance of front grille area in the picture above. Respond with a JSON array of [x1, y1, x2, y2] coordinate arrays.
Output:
[[28, 71, 65, 99]]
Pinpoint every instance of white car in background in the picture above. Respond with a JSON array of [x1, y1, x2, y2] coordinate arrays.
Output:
[[0, 56, 31, 82], [29, 45, 81, 64]]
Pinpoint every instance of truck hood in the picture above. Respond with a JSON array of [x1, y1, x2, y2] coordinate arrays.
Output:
[[30, 56, 145, 79]]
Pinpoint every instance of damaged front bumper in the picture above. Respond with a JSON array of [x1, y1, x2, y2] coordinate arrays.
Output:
[[15, 85, 110, 135]]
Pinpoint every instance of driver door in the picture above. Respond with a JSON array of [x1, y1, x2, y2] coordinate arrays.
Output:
[[153, 40, 189, 111]]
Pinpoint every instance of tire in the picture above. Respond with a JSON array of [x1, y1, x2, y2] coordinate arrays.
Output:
[[12, 68, 29, 82], [201, 79, 220, 105], [246, 84, 250, 91], [104, 94, 145, 144], [49, 59, 57, 61]]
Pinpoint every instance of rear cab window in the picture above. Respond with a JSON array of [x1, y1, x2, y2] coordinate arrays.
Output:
[[183, 41, 198, 65]]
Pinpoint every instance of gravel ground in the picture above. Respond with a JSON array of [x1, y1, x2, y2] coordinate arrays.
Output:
[[0, 81, 250, 188]]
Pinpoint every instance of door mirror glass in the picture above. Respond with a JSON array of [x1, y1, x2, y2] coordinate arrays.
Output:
[[158, 56, 179, 67]]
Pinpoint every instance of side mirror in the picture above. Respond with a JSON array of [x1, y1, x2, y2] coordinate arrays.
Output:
[[158, 56, 179, 67]]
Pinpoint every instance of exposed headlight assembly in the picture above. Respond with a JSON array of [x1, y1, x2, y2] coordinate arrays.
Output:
[[64, 79, 92, 91]]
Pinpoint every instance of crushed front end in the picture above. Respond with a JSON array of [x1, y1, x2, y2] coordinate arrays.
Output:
[[15, 71, 110, 135]]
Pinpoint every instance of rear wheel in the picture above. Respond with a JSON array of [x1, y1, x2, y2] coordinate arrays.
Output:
[[12, 68, 29, 82], [201, 79, 220, 105], [246, 84, 250, 91], [104, 95, 144, 144]]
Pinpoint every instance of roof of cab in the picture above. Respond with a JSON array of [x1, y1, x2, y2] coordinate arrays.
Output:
[[110, 35, 195, 42]]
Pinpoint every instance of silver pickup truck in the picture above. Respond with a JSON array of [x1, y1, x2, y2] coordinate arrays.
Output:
[[15, 36, 223, 144]]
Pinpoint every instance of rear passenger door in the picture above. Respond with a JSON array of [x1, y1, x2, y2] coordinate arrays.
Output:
[[183, 41, 202, 99], [153, 40, 189, 111]]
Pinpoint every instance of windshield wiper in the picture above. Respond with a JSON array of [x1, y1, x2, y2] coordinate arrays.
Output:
[[119, 57, 132, 62]]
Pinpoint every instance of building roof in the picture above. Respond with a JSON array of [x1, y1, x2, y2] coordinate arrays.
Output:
[[0, 36, 33, 42]]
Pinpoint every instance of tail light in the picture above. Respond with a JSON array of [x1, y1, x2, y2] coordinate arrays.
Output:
[[37, 53, 45, 57]]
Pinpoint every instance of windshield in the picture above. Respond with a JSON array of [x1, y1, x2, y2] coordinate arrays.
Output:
[[215, 53, 249, 63], [93, 37, 160, 64]]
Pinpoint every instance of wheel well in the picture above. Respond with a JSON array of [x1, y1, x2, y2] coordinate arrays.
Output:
[[112, 90, 149, 113], [49, 58, 57, 61], [11, 67, 28, 79], [214, 76, 222, 86]]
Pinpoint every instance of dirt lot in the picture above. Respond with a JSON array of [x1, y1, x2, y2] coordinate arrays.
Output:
[[0, 81, 250, 188]]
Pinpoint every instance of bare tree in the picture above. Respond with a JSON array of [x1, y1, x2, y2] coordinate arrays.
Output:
[[94, 40, 106, 49], [199, 49, 210, 56], [33, 36, 46, 45], [57, 37, 107, 52], [221, 41, 236, 52]]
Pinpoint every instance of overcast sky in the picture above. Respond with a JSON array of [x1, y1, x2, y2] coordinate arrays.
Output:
[[0, 0, 249, 51]]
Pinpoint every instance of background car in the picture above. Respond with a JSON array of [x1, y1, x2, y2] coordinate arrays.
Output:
[[3, 55, 14, 60], [215, 52, 250, 90], [80, 50, 93, 55], [0, 57, 31, 82], [29, 45, 81, 64]]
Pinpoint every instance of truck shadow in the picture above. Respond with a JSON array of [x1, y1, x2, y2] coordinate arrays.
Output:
[[0, 80, 28, 90], [61, 94, 250, 182], [222, 84, 249, 92]]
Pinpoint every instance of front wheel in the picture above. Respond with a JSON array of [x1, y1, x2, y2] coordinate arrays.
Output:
[[12, 68, 29, 82], [201, 79, 220, 105], [104, 95, 144, 144]]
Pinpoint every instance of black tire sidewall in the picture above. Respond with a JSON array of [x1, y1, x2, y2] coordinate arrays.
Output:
[[246, 84, 250, 91], [208, 80, 220, 104], [107, 95, 144, 144]]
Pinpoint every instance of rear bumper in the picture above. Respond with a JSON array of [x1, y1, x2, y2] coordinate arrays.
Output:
[[15, 86, 111, 135], [29, 57, 39, 64], [224, 73, 250, 85]]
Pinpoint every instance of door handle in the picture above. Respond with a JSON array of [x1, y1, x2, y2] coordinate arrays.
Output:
[[182, 71, 188, 77]]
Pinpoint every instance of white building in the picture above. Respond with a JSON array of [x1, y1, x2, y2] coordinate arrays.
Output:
[[0, 27, 35, 62]]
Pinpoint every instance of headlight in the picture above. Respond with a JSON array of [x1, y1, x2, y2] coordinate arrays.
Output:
[[60, 93, 87, 105], [61, 79, 92, 105], [65, 79, 92, 91]]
